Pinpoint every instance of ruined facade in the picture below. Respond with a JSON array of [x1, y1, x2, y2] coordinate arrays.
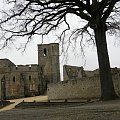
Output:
[[48, 65, 120, 101], [1, 42, 120, 101], [0, 43, 60, 100], [63, 65, 86, 81]]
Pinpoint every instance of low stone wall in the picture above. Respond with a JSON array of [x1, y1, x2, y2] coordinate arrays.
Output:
[[47, 76, 120, 101]]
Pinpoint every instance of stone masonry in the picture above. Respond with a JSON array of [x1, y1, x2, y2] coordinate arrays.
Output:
[[0, 43, 60, 100], [1, 43, 120, 101], [47, 66, 120, 101]]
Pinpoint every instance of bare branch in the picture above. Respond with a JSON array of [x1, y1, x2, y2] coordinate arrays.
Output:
[[102, 0, 117, 21], [0, 0, 119, 50]]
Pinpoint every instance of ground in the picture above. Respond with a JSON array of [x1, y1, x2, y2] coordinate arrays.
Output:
[[0, 96, 120, 120]]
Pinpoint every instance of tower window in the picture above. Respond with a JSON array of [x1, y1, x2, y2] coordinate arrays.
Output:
[[43, 48, 47, 56]]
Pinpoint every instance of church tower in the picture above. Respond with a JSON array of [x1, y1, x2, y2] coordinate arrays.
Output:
[[38, 43, 60, 83]]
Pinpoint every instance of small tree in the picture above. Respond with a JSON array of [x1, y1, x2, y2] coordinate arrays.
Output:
[[0, 0, 120, 100]]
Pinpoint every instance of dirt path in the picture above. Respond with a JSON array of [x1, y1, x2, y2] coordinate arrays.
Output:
[[0, 96, 48, 112]]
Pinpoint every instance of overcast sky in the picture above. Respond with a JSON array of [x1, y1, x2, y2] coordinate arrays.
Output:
[[0, 1, 120, 78]]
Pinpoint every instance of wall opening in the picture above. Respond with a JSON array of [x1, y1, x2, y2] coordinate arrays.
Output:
[[16, 65, 18, 70], [29, 65, 31, 70], [43, 48, 47, 56], [13, 76, 15, 83], [29, 76, 31, 81]]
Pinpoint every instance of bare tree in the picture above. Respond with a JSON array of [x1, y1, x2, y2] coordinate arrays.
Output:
[[0, 0, 120, 100]]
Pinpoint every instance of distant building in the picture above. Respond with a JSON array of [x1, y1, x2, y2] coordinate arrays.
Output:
[[0, 43, 60, 100]]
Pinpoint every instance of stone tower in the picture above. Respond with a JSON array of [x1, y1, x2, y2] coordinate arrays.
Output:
[[38, 43, 60, 84]]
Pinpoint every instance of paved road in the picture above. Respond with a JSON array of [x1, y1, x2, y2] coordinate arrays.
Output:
[[0, 99, 120, 120], [0, 96, 48, 112]]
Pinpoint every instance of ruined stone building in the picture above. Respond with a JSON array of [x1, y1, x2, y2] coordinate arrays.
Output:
[[48, 65, 120, 101], [0, 43, 60, 100], [1, 42, 120, 101]]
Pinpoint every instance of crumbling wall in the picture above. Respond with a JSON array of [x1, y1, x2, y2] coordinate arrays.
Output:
[[63, 65, 85, 81], [48, 75, 120, 100], [48, 76, 101, 100], [0, 59, 15, 68]]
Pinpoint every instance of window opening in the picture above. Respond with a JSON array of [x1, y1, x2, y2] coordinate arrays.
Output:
[[13, 76, 15, 83], [44, 48, 47, 56], [16, 65, 18, 70], [29, 65, 31, 70], [29, 76, 31, 81]]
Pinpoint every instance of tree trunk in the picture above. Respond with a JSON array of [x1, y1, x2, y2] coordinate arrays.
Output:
[[94, 22, 118, 100]]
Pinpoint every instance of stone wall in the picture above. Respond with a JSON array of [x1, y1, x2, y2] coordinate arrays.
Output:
[[63, 65, 85, 81], [0, 79, 1, 100], [5, 72, 24, 99], [5, 65, 40, 99], [47, 75, 120, 101], [0, 60, 41, 99], [0, 59, 15, 68], [0, 75, 6, 100]]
